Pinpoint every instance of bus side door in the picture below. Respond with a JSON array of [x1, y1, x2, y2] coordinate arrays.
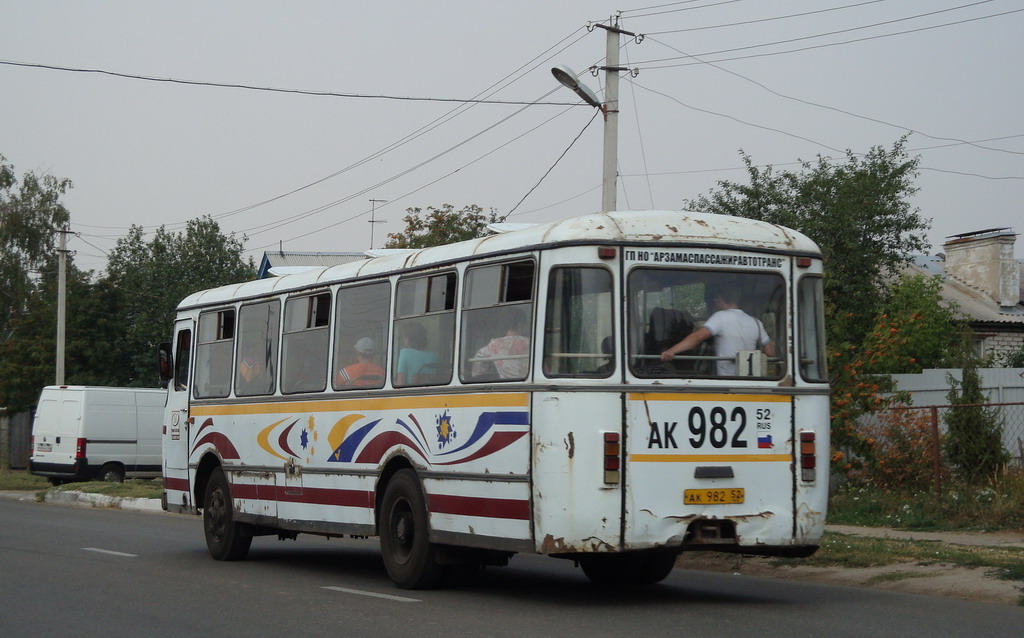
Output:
[[162, 319, 193, 509]]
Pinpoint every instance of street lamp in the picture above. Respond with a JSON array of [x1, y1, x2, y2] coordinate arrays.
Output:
[[551, 19, 635, 213]]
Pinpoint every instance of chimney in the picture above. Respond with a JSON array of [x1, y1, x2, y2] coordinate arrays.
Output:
[[943, 228, 1020, 308]]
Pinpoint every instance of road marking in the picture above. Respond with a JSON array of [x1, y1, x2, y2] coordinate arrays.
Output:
[[322, 586, 421, 603], [82, 547, 138, 558]]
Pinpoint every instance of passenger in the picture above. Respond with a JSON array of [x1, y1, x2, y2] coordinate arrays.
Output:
[[335, 337, 385, 387], [660, 287, 776, 376], [395, 322, 437, 385], [473, 309, 530, 379]]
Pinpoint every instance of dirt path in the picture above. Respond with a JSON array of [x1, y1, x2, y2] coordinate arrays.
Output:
[[679, 525, 1024, 606]]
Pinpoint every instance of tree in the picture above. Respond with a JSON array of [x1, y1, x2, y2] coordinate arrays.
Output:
[[105, 216, 255, 386], [0, 154, 72, 336], [384, 204, 499, 249], [0, 259, 131, 412], [943, 361, 1009, 483], [685, 138, 929, 348], [829, 273, 969, 471], [860, 273, 970, 374]]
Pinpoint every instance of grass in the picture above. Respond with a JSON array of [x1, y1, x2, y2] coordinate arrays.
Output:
[[777, 531, 1024, 573], [51, 479, 163, 499], [0, 469, 50, 490], [0, 469, 161, 499], [828, 472, 1024, 532]]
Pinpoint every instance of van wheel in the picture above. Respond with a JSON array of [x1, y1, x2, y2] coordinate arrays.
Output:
[[203, 467, 252, 561], [99, 463, 125, 483], [379, 469, 446, 589]]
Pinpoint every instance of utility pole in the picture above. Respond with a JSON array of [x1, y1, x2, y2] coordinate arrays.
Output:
[[56, 225, 71, 385], [368, 199, 388, 249], [552, 14, 638, 213]]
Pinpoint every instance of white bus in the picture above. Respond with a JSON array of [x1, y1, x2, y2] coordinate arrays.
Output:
[[159, 210, 829, 589]]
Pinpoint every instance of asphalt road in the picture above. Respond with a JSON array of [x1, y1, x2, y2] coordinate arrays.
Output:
[[2, 495, 1022, 637]]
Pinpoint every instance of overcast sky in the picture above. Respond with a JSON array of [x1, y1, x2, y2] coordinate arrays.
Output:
[[3, 0, 1021, 274]]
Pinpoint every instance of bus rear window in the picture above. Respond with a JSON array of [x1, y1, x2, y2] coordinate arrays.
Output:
[[628, 269, 786, 379]]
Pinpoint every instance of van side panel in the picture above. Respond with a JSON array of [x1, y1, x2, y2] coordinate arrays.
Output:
[[29, 386, 165, 481]]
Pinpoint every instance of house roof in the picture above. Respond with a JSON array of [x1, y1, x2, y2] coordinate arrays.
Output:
[[257, 251, 365, 278], [906, 255, 1024, 325]]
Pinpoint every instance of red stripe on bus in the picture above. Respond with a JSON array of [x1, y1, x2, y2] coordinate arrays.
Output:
[[191, 432, 241, 459], [231, 483, 373, 509], [429, 494, 530, 521], [163, 477, 189, 491]]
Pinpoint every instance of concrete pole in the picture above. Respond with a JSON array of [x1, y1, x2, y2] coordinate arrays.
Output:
[[56, 226, 68, 386], [601, 18, 620, 213]]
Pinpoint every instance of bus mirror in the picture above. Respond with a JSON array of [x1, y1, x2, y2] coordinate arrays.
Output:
[[158, 343, 173, 384]]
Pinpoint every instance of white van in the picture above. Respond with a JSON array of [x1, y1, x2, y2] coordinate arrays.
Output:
[[29, 386, 166, 484]]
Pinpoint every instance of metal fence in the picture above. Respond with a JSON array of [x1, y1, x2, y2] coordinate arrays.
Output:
[[857, 402, 1024, 495]]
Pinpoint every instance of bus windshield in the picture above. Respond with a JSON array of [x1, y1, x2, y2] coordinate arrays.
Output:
[[628, 268, 786, 379]]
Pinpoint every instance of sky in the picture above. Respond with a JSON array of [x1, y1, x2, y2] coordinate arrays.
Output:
[[2, 0, 1022, 275]]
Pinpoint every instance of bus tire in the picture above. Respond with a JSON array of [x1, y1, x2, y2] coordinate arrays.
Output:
[[379, 469, 445, 589], [203, 467, 252, 561], [580, 552, 675, 586], [633, 551, 678, 584]]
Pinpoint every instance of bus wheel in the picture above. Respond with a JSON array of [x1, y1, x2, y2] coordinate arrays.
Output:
[[580, 551, 677, 585], [99, 463, 125, 483], [379, 469, 445, 589], [633, 551, 678, 584], [203, 467, 252, 561]]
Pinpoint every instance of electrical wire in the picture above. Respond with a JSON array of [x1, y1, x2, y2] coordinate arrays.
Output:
[[638, 7, 1024, 69], [642, 35, 1024, 156], [645, 0, 892, 35], [502, 109, 601, 220]]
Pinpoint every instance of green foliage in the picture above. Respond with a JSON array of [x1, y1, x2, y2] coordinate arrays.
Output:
[[1001, 345, 1024, 368], [685, 138, 929, 349], [105, 216, 255, 387], [384, 204, 498, 249], [0, 259, 133, 412], [0, 155, 72, 335], [943, 362, 1010, 483], [861, 274, 970, 373], [829, 474, 1024, 531]]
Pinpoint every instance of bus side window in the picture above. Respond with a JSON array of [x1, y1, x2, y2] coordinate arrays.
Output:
[[282, 292, 331, 394], [460, 260, 534, 383], [543, 267, 613, 377], [235, 301, 280, 397], [393, 273, 456, 387], [195, 309, 235, 399], [333, 282, 391, 391]]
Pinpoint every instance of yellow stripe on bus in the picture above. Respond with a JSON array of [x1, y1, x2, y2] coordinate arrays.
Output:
[[630, 453, 791, 463], [191, 393, 530, 417], [628, 393, 791, 403]]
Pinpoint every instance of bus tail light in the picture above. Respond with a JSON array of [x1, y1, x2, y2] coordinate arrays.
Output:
[[799, 432, 815, 482], [603, 432, 620, 485], [75, 437, 87, 459]]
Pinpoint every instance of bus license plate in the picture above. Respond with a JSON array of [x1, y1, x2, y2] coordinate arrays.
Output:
[[37, 443, 52, 452], [684, 488, 744, 505]]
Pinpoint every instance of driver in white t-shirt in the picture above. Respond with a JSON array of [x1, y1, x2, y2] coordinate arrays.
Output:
[[660, 288, 776, 375]]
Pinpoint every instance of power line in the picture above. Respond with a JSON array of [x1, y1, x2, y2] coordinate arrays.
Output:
[[645, 0, 892, 35], [638, 6, 1024, 69], [0, 59, 582, 107], [642, 35, 1024, 156]]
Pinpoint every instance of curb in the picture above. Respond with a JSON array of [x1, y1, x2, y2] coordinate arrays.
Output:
[[44, 490, 164, 513]]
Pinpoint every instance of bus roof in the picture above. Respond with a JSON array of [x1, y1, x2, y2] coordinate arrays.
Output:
[[178, 210, 820, 310]]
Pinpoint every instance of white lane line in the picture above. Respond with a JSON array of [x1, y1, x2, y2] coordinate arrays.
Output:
[[82, 547, 138, 558], [322, 586, 421, 603]]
